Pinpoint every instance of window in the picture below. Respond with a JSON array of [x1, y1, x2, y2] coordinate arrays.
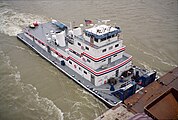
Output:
[[85, 46, 89, 50], [115, 44, 119, 48], [94, 38, 98, 42], [102, 49, 106, 52], [108, 35, 111, 39], [100, 37, 107, 42], [69, 61, 72, 64], [79, 67, 82, 71], [78, 42, 81, 46], [87, 59, 91, 63], [102, 59, 106, 62], [85, 33, 91, 37], [109, 46, 113, 50], [84, 71, 87, 74], [113, 54, 117, 57], [71, 50, 81, 58], [73, 51, 76, 54]]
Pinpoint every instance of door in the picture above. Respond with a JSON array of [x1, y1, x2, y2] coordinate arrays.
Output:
[[91, 74, 95, 85], [90, 36, 94, 46], [108, 57, 111, 64], [47, 46, 51, 54], [116, 69, 119, 77]]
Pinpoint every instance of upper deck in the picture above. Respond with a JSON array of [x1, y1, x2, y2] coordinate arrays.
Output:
[[84, 24, 121, 39]]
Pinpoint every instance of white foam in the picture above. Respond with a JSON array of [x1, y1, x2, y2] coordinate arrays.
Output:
[[77, 88, 107, 108], [15, 45, 25, 50], [0, 7, 47, 36], [63, 87, 107, 119], [0, 50, 64, 120], [77, 88, 108, 117], [14, 71, 21, 82]]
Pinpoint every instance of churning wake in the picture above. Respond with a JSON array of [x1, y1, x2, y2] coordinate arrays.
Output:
[[0, 50, 64, 120], [0, 3, 63, 118], [0, 3, 47, 36]]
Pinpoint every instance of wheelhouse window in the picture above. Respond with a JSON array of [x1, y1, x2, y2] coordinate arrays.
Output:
[[107, 35, 111, 39], [100, 37, 107, 42], [85, 32, 90, 37], [94, 38, 98, 43]]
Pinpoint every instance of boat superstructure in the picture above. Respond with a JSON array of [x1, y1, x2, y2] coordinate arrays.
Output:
[[17, 20, 157, 107]]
